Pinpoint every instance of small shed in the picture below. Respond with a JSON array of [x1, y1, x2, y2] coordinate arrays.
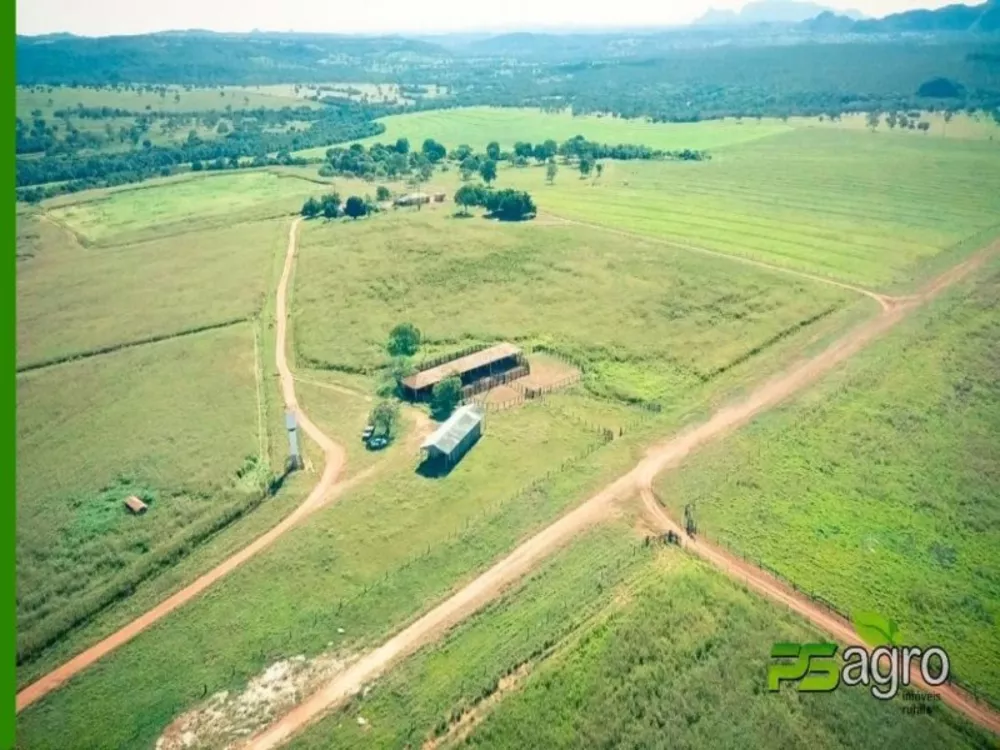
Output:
[[393, 192, 431, 207], [420, 404, 485, 468], [124, 495, 148, 515], [432, 192, 446, 203]]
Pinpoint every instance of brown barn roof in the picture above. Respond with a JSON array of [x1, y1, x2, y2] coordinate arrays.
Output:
[[124, 495, 148, 514], [403, 343, 521, 391]]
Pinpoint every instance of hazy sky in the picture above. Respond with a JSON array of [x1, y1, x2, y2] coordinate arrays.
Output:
[[17, 0, 959, 36]]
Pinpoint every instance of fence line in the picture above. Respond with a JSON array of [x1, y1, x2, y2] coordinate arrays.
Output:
[[648, 508, 999, 711], [462, 365, 531, 399]]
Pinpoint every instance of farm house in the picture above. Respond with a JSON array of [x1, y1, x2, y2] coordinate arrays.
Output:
[[401, 343, 526, 401], [420, 404, 485, 468]]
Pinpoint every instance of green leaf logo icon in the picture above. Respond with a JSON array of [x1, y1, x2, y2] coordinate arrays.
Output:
[[852, 611, 902, 648]]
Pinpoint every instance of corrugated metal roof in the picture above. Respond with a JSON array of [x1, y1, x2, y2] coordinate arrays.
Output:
[[403, 343, 522, 391], [421, 404, 484, 455]]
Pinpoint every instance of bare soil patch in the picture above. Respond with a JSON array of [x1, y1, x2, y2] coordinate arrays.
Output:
[[520, 354, 580, 391], [157, 651, 357, 750]]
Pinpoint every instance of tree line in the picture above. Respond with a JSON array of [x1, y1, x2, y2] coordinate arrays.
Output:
[[16, 102, 386, 201]]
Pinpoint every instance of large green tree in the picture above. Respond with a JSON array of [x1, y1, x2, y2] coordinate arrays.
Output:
[[480, 159, 497, 184], [344, 195, 367, 219], [431, 376, 463, 420], [301, 196, 320, 218], [387, 322, 421, 356]]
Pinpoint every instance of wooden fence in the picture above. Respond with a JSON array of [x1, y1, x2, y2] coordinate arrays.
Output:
[[647, 489, 999, 712], [462, 365, 530, 399]]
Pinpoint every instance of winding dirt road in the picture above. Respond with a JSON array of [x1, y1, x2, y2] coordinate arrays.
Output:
[[244, 245, 998, 748], [16, 219, 347, 712]]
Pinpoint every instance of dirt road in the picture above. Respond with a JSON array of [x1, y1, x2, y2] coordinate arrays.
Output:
[[245, 245, 996, 747], [16, 219, 347, 712]]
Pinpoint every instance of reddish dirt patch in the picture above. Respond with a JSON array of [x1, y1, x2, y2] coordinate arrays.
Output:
[[480, 384, 521, 405], [519, 355, 580, 391]]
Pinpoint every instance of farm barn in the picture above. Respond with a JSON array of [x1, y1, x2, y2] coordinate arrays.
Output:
[[420, 404, 485, 468], [401, 343, 526, 401]]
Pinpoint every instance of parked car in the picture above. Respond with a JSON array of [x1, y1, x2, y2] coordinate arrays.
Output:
[[367, 435, 389, 450]]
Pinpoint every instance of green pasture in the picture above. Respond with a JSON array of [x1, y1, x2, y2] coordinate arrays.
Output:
[[16, 84, 319, 119], [294, 209, 851, 404], [495, 128, 1000, 289], [43, 171, 320, 244], [657, 254, 1000, 704], [789, 111, 1000, 141], [16, 324, 260, 669], [288, 530, 993, 749], [294, 106, 791, 158], [17, 213, 284, 367], [462, 550, 994, 750]]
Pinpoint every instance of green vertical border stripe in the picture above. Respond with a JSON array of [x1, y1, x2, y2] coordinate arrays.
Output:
[[3, 0, 16, 746]]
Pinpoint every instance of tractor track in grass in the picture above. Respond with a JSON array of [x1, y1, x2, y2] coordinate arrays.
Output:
[[242, 243, 998, 748], [16, 218, 349, 712]]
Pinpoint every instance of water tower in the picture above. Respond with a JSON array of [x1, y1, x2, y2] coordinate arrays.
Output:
[[285, 411, 303, 471]]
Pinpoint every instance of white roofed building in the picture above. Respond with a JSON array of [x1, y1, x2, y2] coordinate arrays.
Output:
[[420, 404, 485, 468]]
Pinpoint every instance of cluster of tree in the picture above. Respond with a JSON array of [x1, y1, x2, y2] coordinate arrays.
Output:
[[558, 135, 708, 161], [16, 148, 312, 203], [866, 110, 937, 132], [319, 137, 443, 181], [454, 185, 536, 221], [16, 101, 385, 199], [301, 191, 377, 220]]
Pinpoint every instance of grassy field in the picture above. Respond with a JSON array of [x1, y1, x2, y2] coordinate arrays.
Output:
[[495, 128, 1000, 289], [789, 111, 1000, 141], [298, 106, 1000, 289], [16, 84, 320, 119], [295, 106, 791, 158], [16, 323, 261, 667], [657, 254, 1000, 704], [285, 528, 993, 749], [43, 171, 320, 244], [16, 212, 285, 367], [294, 209, 852, 404]]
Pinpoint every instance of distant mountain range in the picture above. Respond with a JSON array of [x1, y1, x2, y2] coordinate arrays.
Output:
[[693, 0, 865, 26], [801, 0, 999, 33]]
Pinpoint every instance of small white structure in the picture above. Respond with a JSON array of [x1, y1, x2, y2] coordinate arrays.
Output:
[[420, 404, 485, 467], [285, 411, 303, 470]]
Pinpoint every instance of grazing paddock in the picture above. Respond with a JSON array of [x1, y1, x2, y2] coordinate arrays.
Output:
[[16, 323, 260, 669], [294, 106, 791, 158], [17, 214, 284, 368], [16, 84, 321, 120], [43, 171, 320, 245], [496, 128, 1000, 289], [294, 210, 851, 404], [286, 530, 993, 749], [657, 254, 1000, 704], [458, 550, 994, 750]]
